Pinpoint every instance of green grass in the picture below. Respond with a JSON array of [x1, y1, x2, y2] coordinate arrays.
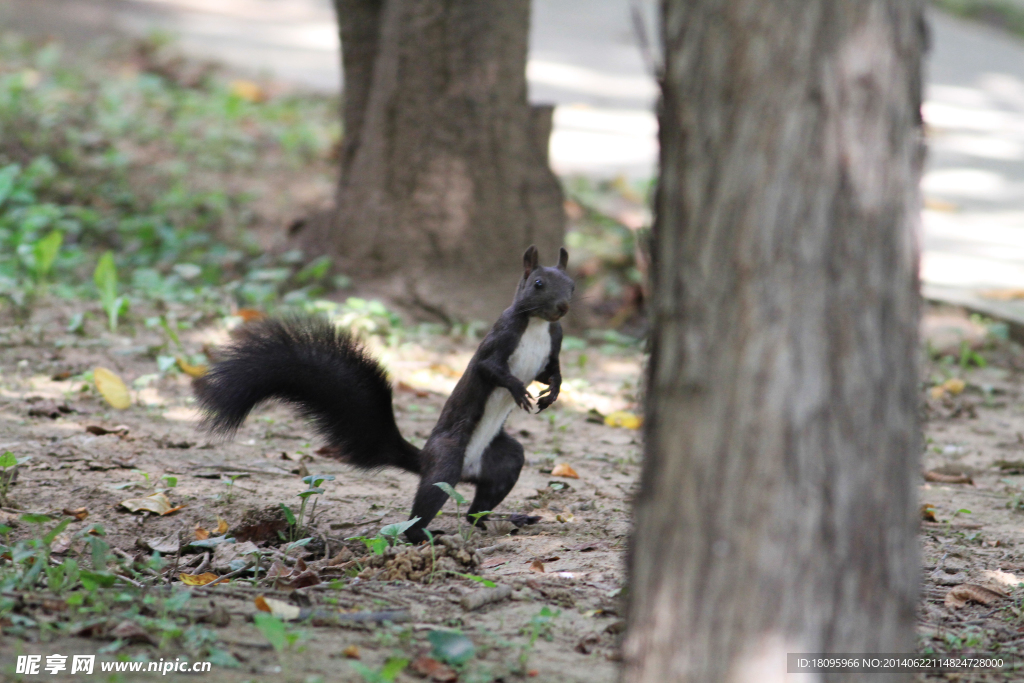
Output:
[[0, 31, 341, 312]]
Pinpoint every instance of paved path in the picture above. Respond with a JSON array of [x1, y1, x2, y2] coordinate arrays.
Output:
[[4, 0, 1024, 314], [0, 0, 659, 178], [921, 12, 1024, 320]]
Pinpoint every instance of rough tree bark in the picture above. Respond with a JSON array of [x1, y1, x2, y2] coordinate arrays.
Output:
[[623, 2, 925, 682], [327, 0, 565, 322]]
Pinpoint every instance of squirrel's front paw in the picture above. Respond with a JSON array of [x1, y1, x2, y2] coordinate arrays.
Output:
[[536, 379, 560, 412], [510, 383, 533, 412]]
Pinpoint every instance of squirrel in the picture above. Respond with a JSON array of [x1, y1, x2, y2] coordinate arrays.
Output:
[[194, 246, 574, 544]]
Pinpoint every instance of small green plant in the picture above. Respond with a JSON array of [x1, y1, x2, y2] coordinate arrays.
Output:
[[349, 656, 408, 683], [958, 340, 987, 369], [348, 518, 421, 556], [1, 514, 73, 591], [222, 473, 244, 503], [45, 559, 80, 595], [423, 529, 438, 583], [290, 474, 335, 541], [452, 572, 496, 588], [32, 230, 62, 286], [434, 482, 473, 540], [468, 510, 492, 530], [428, 630, 476, 666], [0, 451, 30, 505], [518, 606, 560, 671], [253, 612, 302, 654], [94, 251, 128, 332]]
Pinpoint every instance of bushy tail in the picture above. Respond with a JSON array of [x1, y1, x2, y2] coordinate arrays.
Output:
[[193, 315, 421, 474]]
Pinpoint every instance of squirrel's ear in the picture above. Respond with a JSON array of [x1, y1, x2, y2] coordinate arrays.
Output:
[[522, 245, 539, 277], [556, 247, 569, 271]]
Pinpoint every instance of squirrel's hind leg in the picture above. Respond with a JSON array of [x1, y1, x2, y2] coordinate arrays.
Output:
[[405, 439, 463, 544], [466, 431, 525, 527]]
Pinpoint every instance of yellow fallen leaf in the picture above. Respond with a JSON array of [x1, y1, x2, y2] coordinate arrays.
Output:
[[180, 572, 219, 586], [551, 463, 579, 479], [942, 378, 966, 396], [230, 79, 266, 103], [529, 560, 545, 573], [194, 525, 210, 540], [119, 492, 183, 515], [236, 308, 265, 322], [924, 197, 959, 213], [254, 595, 301, 621], [176, 356, 208, 378], [95, 367, 131, 409], [980, 288, 1024, 301], [929, 386, 947, 400], [604, 411, 642, 429], [342, 645, 360, 659], [920, 504, 937, 522], [62, 507, 88, 521], [215, 516, 229, 535], [555, 512, 575, 523]]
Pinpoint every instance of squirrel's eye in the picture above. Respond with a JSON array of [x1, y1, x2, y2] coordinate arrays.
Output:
[[534, 279, 544, 289]]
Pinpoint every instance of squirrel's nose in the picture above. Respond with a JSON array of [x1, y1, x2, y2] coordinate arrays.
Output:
[[556, 302, 569, 316]]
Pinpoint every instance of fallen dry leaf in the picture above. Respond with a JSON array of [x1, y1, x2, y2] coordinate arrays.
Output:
[[229, 79, 266, 103], [529, 560, 545, 573], [194, 525, 210, 541], [176, 356, 208, 378], [925, 197, 959, 213], [551, 463, 579, 479], [943, 378, 966, 395], [236, 308, 265, 322], [94, 367, 131, 409], [51, 532, 73, 554], [110, 620, 156, 645], [215, 516, 229, 535], [179, 572, 219, 586], [254, 596, 301, 621], [604, 410, 642, 429], [120, 492, 183, 516], [412, 656, 458, 682], [397, 381, 430, 398], [85, 425, 129, 437], [980, 288, 1024, 301], [62, 507, 88, 521], [429, 363, 462, 379], [944, 584, 1007, 608], [342, 645, 360, 660], [980, 569, 1024, 590], [920, 504, 937, 522], [923, 470, 972, 485], [143, 533, 180, 554], [555, 512, 575, 523]]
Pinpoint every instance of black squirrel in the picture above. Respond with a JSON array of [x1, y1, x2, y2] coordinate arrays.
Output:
[[194, 246, 574, 543]]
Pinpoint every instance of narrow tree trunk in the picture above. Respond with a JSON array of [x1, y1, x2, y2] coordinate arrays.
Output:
[[327, 0, 565, 322], [623, 2, 925, 681]]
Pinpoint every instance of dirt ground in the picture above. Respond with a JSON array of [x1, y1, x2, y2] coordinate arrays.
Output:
[[5, 299, 1024, 682], [0, 297, 642, 682]]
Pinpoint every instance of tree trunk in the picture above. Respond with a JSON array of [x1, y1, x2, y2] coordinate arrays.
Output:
[[327, 0, 565, 322], [623, 2, 925, 682]]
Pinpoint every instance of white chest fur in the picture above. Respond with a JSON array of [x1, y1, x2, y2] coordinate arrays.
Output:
[[462, 318, 551, 479]]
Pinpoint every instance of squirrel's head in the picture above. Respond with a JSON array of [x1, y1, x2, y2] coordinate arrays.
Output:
[[514, 245, 574, 321]]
